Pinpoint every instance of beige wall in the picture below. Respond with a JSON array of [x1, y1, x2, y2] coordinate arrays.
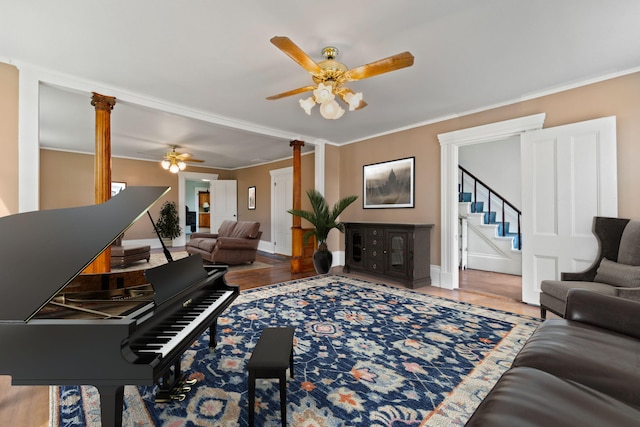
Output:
[[232, 152, 315, 242], [337, 72, 640, 265], [39, 148, 315, 242], [40, 150, 233, 240], [0, 63, 18, 216]]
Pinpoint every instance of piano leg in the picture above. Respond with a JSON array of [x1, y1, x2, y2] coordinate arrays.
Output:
[[97, 384, 124, 427], [209, 319, 218, 349]]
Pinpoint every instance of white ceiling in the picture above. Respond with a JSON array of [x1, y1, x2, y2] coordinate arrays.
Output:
[[2, 1, 640, 169]]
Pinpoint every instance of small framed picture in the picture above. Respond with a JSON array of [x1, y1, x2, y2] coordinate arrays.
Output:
[[111, 181, 126, 196], [363, 157, 415, 208], [248, 186, 256, 210]]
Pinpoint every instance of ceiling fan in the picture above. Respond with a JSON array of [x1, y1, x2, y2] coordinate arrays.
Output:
[[266, 36, 414, 119], [161, 145, 204, 173]]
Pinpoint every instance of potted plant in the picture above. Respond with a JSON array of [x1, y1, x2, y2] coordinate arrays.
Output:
[[156, 201, 182, 246], [288, 189, 358, 274]]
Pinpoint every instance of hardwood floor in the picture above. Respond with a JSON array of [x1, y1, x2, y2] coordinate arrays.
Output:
[[0, 252, 544, 427]]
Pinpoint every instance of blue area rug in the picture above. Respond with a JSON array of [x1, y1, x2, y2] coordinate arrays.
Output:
[[50, 275, 539, 426]]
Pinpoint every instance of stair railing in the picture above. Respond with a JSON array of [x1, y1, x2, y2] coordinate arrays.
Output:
[[459, 165, 522, 250]]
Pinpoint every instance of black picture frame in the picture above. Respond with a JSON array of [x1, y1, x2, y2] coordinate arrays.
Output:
[[363, 157, 415, 209], [248, 186, 256, 210]]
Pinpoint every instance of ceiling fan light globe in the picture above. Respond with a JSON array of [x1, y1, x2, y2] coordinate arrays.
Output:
[[345, 91, 363, 111], [313, 83, 334, 104], [320, 99, 345, 120], [161, 159, 171, 170], [178, 161, 187, 170], [299, 97, 316, 115], [169, 163, 180, 173]]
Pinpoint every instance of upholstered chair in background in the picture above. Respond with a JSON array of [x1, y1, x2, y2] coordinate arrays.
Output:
[[540, 216, 640, 318]]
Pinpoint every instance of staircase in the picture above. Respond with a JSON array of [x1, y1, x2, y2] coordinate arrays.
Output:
[[459, 166, 522, 276]]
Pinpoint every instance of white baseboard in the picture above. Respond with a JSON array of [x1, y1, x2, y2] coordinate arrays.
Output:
[[430, 264, 442, 287], [257, 240, 274, 254]]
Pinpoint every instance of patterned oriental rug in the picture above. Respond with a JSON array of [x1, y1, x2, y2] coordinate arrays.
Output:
[[50, 275, 540, 426]]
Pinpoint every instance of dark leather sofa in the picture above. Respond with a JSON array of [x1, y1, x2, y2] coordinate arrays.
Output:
[[466, 289, 640, 426]]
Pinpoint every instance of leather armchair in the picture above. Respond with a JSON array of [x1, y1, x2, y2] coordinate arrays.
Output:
[[185, 220, 262, 265], [540, 216, 640, 318]]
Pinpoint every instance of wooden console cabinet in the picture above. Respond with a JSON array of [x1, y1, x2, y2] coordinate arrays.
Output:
[[344, 222, 433, 288]]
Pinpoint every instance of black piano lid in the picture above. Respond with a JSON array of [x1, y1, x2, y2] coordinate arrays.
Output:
[[0, 186, 170, 322]]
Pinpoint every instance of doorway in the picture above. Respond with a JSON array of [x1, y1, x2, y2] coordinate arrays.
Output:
[[438, 114, 546, 292], [177, 171, 219, 247], [271, 166, 293, 256], [440, 114, 618, 306]]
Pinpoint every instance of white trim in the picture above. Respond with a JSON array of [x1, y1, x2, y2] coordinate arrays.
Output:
[[311, 139, 326, 194], [437, 114, 546, 290], [17, 68, 40, 213], [14, 61, 317, 144]]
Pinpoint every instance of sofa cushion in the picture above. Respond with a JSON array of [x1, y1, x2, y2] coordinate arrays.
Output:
[[512, 319, 640, 407], [594, 258, 640, 288], [465, 367, 640, 427], [540, 279, 616, 301], [617, 220, 640, 265], [230, 221, 260, 239], [197, 238, 218, 252], [217, 220, 237, 237]]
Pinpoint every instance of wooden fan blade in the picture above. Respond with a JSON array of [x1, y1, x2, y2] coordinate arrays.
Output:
[[271, 36, 323, 75], [175, 152, 204, 163], [344, 51, 414, 81], [266, 85, 316, 100]]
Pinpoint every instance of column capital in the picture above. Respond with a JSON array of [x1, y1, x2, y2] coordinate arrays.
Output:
[[91, 92, 116, 112], [289, 139, 305, 148]]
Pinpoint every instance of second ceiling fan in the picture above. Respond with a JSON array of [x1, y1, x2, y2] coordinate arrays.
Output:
[[267, 36, 414, 119], [161, 146, 204, 173]]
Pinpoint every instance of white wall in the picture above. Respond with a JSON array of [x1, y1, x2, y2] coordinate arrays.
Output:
[[459, 136, 521, 209]]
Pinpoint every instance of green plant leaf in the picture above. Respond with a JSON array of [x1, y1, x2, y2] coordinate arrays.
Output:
[[287, 190, 357, 246]]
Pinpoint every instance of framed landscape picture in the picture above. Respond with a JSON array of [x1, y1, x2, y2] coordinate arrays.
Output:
[[363, 157, 415, 209]]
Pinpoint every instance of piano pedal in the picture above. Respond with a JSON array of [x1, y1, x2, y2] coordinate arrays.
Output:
[[155, 375, 197, 404], [154, 395, 172, 404], [171, 393, 186, 402]]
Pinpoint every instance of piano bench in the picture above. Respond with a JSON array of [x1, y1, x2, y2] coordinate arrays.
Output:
[[246, 326, 295, 427]]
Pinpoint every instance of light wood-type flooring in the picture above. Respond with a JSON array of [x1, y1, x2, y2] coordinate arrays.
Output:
[[0, 251, 547, 427]]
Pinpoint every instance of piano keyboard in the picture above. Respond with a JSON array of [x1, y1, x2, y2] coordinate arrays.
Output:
[[131, 290, 234, 357]]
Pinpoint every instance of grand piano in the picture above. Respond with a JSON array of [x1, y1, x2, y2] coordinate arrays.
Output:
[[0, 186, 239, 427]]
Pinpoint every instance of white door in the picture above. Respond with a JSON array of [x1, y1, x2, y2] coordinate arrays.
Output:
[[211, 180, 237, 232], [521, 116, 617, 304], [271, 167, 293, 256]]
